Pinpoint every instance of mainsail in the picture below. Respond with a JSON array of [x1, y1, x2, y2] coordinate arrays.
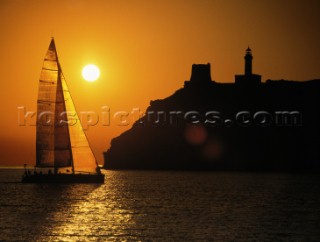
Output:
[[36, 38, 98, 174]]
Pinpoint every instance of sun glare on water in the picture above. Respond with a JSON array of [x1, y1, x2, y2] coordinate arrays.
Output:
[[82, 64, 100, 82]]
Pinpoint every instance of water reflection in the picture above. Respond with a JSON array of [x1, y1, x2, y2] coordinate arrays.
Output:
[[1, 170, 320, 241], [37, 170, 136, 241], [0, 170, 101, 241]]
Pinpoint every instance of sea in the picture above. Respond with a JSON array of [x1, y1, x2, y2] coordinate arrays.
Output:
[[0, 168, 319, 241]]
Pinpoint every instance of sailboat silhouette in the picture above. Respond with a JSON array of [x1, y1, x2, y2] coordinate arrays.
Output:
[[22, 38, 104, 183]]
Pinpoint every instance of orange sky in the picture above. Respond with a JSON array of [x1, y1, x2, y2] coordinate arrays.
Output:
[[0, 0, 319, 166]]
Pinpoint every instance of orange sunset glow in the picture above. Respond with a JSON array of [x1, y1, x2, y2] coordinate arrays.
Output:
[[0, 0, 319, 166]]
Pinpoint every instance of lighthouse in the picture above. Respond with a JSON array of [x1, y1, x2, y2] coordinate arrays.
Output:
[[235, 47, 261, 85], [245, 47, 253, 76]]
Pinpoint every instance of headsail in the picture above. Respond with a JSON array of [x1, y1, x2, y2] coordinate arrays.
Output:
[[61, 70, 98, 174], [36, 38, 99, 174]]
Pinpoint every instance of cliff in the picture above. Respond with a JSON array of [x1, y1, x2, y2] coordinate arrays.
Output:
[[103, 62, 320, 171]]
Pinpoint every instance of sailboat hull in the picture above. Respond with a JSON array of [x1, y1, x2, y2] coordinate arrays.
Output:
[[22, 173, 105, 184]]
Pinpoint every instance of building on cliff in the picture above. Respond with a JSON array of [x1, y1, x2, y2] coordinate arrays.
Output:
[[103, 48, 320, 171]]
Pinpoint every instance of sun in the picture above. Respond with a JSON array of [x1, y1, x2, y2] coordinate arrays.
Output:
[[82, 64, 100, 82]]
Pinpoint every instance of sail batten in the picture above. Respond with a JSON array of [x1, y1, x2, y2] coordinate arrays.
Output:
[[43, 68, 58, 71], [36, 38, 99, 174]]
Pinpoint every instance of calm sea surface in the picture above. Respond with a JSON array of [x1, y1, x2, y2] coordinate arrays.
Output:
[[0, 169, 319, 241]]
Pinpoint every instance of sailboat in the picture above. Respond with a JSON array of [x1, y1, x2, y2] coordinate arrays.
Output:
[[22, 38, 104, 183]]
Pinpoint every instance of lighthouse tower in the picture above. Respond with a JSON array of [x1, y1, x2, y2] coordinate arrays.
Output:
[[245, 47, 253, 76], [235, 47, 261, 85]]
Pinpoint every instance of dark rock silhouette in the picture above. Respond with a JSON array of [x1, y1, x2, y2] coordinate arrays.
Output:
[[104, 49, 320, 172]]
